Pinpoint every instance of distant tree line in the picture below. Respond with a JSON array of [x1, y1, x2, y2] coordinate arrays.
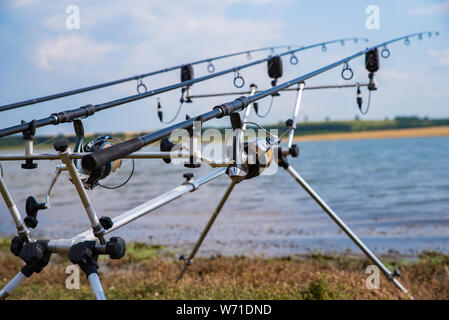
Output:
[[1, 116, 448, 148]]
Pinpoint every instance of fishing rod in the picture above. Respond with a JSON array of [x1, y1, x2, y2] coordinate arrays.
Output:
[[81, 31, 438, 172], [0, 44, 299, 113], [0, 37, 369, 138]]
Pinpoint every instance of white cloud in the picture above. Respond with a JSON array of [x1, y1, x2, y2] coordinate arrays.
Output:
[[377, 69, 415, 81], [408, 0, 449, 15], [35, 35, 117, 70], [428, 48, 449, 66], [9, 0, 39, 9]]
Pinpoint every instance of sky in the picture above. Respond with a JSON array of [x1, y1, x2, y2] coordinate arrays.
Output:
[[0, 0, 448, 136]]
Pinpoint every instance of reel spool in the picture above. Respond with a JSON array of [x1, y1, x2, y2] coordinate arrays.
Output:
[[227, 136, 277, 183], [81, 136, 125, 190], [73, 121, 133, 190]]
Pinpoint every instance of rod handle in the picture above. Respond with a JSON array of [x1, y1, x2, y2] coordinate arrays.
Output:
[[81, 137, 143, 171]]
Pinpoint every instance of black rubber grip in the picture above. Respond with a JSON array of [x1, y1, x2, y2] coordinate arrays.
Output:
[[81, 138, 144, 171]]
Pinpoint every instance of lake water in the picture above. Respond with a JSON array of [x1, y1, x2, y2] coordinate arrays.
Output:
[[0, 136, 448, 257]]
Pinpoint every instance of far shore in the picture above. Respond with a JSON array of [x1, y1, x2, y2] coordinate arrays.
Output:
[[291, 126, 449, 142]]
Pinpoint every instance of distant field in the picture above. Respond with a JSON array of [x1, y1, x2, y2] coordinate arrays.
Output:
[[292, 126, 449, 142], [1, 117, 449, 148]]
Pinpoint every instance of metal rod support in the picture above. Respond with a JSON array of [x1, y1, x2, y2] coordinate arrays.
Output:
[[47, 168, 227, 254], [0, 174, 30, 241], [88, 273, 106, 300], [284, 164, 410, 297], [58, 147, 106, 244], [0, 272, 27, 300], [176, 181, 236, 282], [287, 82, 305, 148]]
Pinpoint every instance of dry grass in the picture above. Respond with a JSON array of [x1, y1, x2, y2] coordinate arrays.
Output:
[[1, 238, 448, 300], [291, 126, 449, 142]]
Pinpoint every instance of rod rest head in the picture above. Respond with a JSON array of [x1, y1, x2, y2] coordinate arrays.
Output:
[[69, 241, 99, 277], [69, 237, 127, 276], [10, 238, 51, 277], [24, 196, 46, 229], [21, 119, 38, 169]]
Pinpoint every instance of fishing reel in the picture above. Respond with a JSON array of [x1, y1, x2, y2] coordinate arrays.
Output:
[[73, 120, 132, 190], [227, 136, 279, 183], [226, 113, 280, 183]]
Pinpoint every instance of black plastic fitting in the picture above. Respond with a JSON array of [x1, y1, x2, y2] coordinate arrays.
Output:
[[290, 144, 300, 158], [24, 196, 46, 229], [183, 172, 194, 181], [160, 137, 175, 164], [99, 216, 113, 230], [10, 236, 24, 256], [213, 96, 248, 118], [51, 104, 96, 125], [106, 237, 126, 259], [69, 241, 99, 277], [53, 139, 70, 152], [19, 240, 51, 277]]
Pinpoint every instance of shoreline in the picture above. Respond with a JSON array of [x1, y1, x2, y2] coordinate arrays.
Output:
[[291, 126, 449, 142]]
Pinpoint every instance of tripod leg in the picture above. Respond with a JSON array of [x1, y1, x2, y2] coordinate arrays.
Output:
[[88, 273, 106, 300], [284, 164, 411, 298], [176, 181, 236, 282], [0, 272, 27, 300], [0, 174, 30, 241]]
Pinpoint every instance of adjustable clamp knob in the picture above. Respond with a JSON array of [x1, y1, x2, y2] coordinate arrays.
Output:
[[106, 237, 126, 259], [53, 139, 69, 152], [24, 196, 46, 229], [10, 236, 25, 256], [99, 216, 113, 230], [290, 144, 300, 158], [183, 172, 194, 181]]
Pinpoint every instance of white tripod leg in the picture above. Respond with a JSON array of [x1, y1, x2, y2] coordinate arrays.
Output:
[[284, 164, 411, 298], [88, 273, 106, 300], [0, 272, 27, 300]]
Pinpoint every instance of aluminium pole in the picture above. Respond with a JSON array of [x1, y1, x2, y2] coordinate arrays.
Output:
[[283, 164, 411, 298]]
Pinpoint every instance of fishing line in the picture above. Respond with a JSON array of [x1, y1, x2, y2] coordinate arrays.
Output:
[[95, 136, 135, 190], [158, 98, 184, 124], [254, 96, 275, 118]]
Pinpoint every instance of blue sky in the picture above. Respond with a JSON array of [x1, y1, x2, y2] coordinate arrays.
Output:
[[0, 0, 448, 135]]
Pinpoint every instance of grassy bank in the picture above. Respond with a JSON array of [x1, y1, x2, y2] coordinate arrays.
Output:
[[1, 238, 448, 300]]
